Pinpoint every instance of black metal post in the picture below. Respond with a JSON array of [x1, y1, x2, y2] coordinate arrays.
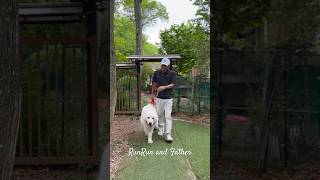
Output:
[[136, 61, 141, 111], [283, 63, 288, 167], [85, 0, 98, 159]]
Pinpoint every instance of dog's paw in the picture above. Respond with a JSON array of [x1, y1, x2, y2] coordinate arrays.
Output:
[[148, 139, 153, 144]]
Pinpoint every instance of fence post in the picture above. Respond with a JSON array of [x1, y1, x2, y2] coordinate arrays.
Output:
[[283, 64, 288, 168], [192, 76, 195, 115], [198, 77, 201, 115], [177, 86, 180, 112], [136, 61, 141, 112]]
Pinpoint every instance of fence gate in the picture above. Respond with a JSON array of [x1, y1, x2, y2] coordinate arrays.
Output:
[[16, 37, 99, 165], [115, 63, 140, 114]]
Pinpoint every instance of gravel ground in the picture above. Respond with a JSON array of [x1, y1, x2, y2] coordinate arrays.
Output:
[[110, 115, 142, 177]]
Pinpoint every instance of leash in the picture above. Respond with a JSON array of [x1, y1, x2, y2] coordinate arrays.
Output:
[[150, 91, 159, 106]]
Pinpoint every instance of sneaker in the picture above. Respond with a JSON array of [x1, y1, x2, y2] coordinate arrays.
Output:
[[165, 133, 173, 143], [158, 130, 164, 136]]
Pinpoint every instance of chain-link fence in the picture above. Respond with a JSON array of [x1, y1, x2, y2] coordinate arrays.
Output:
[[213, 48, 320, 169]]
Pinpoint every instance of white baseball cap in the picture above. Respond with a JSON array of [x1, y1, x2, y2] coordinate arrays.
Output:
[[160, 57, 170, 66]]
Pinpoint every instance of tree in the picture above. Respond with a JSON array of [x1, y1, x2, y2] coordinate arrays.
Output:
[[119, 0, 169, 27], [117, 0, 168, 55], [190, 0, 210, 32], [114, 15, 158, 61], [134, 0, 142, 55], [0, 0, 21, 179], [159, 23, 209, 75], [108, 0, 116, 136]]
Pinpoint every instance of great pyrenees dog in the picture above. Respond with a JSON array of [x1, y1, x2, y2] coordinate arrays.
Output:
[[140, 103, 158, 143]]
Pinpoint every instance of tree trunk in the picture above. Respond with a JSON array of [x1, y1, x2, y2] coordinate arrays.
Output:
[[110, 0, 116, 124], [134, 0, 142, 55], [0, 0, 21, 179]]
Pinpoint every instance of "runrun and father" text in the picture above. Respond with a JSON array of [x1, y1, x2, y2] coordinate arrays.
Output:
[[128, 147, 192, 156]]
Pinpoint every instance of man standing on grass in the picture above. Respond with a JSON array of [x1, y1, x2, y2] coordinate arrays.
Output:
[[151, 57, 176, 143]]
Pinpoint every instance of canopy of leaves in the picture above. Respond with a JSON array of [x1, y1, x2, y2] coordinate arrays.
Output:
[[117, 0, 169, 27], [159, 23, 209, 75], [190, 0, 210, 32], [114, 15, 158, 61]]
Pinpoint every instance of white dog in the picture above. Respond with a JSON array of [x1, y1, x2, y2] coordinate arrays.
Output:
[[140, 103, 158, 143]]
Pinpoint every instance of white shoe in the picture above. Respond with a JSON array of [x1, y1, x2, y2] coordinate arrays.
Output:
[[158, 130, 164, 136], [165, 133, 173, 143]]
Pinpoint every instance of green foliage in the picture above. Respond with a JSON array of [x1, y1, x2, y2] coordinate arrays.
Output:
[[114, 16, 136, 61], [190, 0, 210, 32], [159, 23, 209, 75], [114, 0, 167, 60], [114, 15, 159, 61], [143, 41, 158, 55], [118, 0, 169, 27]]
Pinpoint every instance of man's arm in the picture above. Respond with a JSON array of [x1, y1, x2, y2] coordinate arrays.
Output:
[[151, 81, 157, 97], [157, 83, 174, 92], [157, 72, 175, 92], [151, 71, 158, 97]]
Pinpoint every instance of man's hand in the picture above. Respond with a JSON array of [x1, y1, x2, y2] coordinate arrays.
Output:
[[157, 86, 167, 92]]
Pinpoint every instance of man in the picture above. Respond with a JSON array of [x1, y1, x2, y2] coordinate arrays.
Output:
[[151, 57, 176, 143]]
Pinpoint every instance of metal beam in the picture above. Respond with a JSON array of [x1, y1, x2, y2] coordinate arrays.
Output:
[[116, 63, 137, 69], [19, 2, 83, 15], [127, 54, 181, 62], [18, 2, 84, 23]]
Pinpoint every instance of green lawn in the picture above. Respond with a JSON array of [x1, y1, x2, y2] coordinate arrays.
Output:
[[113, 120, 210, 180], [174, 120, 210, 180]]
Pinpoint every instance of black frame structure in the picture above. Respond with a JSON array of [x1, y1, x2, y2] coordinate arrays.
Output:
[[115, 55, 181, 114], [15, 0, 110, 165]]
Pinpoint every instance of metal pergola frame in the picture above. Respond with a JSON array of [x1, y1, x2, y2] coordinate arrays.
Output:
[[115, 55, 181, 114], [19, 2, 84, 24], [18, 1, 108, 24], [127, 54, 181, 69]]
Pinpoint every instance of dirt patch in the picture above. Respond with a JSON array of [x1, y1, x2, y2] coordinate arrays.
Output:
[[110, 115, 142, 177], [173, 112, 210, 127]]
